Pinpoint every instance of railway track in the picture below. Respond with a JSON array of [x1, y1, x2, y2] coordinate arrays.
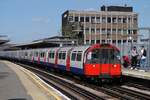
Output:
[[101, 86, 150, 100], [15, 62, 150, 100], [17, 63, 109, 100]]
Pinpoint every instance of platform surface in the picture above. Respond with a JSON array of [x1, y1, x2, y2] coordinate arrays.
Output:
[[0, 60, 68, 100], [122, 67, 150, 80], [0, 61, 33, 100]]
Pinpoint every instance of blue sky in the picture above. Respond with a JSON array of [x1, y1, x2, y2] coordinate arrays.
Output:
[[0, 0, 150, 43]]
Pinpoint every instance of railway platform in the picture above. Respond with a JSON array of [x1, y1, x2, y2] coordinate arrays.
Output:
[[0, 60, 69, 100], [122, 67, 150, 80]]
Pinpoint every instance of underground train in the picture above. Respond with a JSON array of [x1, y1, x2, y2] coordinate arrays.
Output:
[[0, 44, 122, 81]]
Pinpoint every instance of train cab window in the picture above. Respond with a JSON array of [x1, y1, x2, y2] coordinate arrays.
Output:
[[71, 53, 76, 61], [77, 53, 82, 61]]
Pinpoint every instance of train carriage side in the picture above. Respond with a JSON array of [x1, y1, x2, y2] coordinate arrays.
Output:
[[57, 47, 73, 71], [70, 45, 90, 75], [38, 48, 48, 65], [47, 47, 60, 68]]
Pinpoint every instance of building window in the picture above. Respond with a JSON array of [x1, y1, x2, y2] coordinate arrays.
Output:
[[96, 40, 100, 43], [102, 40, 105, 43], [123, 29, 127, 34], [75, 16, 79, 22], [68, 16, 73, 22], [80, 17, 84, 22], [134, 18, 137, 23], [96, 28, 100, 33], [86, 17, 89, 22], [107, 29, 111, 34], [133, 40, 137, 42], [91, 40, 95, 44], [118, 29, 122, 34], [102, 28, 106, 34], [118, 40, 121, 43], [91, 17, 95, 23], [86, 28, 89, 33], [91, 28, 95, 33], [112, 17, 117, 23], [128, 17, 131, 23], [118, 18, 122, 23], [102, 17, 106, 23], [112, 29, 116, 33], [96, 17, 100, 23], [123, 40, 126, 43], [86, 40, 89, 44], [128, 30, 131, 34], [112, 40, 116, 43], [123, 18, 127, 23], [133, 30, 137, 34], [107, 17, 111, 23]]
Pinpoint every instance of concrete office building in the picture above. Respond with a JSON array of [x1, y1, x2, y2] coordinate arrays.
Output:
[[62, 5, 138, 45]]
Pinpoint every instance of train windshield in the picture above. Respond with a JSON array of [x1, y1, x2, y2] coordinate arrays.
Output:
[[86, 48, 120, 64]]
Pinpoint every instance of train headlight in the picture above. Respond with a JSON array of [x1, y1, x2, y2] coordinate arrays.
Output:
[[93, 64, 95, 67], [113, 64, 117, 68]]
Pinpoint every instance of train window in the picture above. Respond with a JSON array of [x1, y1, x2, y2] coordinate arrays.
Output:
[[48, 52, 51, 58], [40, 52, 45, 58], [25, 52, 28, 56], [52, 52, 55, 58], [77, 53, 82, 61], [30, 52, 32, 57], [36, 52, 38, 57], [59, 53, 62, 59], [62, 53, 66, 60], [71, 53, 76, 61]]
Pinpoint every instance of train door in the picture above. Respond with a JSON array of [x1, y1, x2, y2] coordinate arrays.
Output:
[[58, 51, 66, 70], [75, 51, 83, 74], [48, 50, 55, 64], [70, 51, 77, 71], [39, 49, 46, 64]]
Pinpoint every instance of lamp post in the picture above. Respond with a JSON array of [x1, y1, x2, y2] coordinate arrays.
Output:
[[128, 36, 133, 57], [129, 36, 132, 48]]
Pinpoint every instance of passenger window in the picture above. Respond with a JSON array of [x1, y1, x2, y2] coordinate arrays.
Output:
[[36, 52, 38, 57], [71, 53, 76, 61], [40, 52, 45, 58], [52, 53, 55, 58], [62, 53, 66, 60], [77, 53, 82, 61], [48, 52, 51, 58], [25, 52, 28, 56], [59, 53, 62, 59]]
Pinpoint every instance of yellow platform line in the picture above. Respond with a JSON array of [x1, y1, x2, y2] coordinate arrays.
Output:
[[18, 66, 62, 100]]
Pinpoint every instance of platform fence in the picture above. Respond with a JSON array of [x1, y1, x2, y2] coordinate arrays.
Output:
[[117, 42, 150, 68]]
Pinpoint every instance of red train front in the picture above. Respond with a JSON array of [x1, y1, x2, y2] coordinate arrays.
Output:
[[84, 44, 121, 79]]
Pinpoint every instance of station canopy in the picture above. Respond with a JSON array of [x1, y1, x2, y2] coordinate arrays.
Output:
[[12, 36, 77, 50]]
